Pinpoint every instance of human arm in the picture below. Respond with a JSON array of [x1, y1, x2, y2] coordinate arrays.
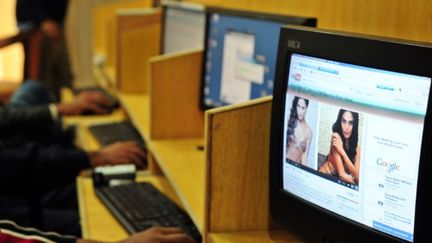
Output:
[[0, 141, 146, 195], [56, 91, 113, 116], [338, 145, 360, 184], [331, 133, 360, 182], [0, 90, 111, 132], [0, 143, 90, 195], [329, 133, 355, 184], [88, 142, 146, 168], [0, 105, 53, 133], [76, 227, 195, 243], [0, 221, 194, 243]]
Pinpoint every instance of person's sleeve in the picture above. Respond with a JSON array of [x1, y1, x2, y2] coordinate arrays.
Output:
[[0, 143, 91, 195], [0, 105, 53, 133], [0, 219, 77, 243]]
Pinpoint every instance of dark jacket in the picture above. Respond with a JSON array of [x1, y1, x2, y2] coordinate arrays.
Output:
[[16, 0, 69, 26], [0, 105, 52, 134], [0, 106, 90, 195]]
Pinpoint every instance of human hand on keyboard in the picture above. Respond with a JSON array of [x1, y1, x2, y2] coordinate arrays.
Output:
[[57, 91, 113, 115], [77, 227, 195, 243], [120, 227, 195, 243], [89, 141, 146, 168]]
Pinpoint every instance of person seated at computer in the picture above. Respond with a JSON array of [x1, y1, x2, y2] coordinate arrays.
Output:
[[0, 220, 195, 243], [0, 80, 146, 235], [319, 109, 360, 184], [6, 79, 114, 113], [286, 96, 312, 166]]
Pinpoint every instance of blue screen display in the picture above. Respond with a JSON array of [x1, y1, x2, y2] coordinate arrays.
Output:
[[202, 12, 285, 108]]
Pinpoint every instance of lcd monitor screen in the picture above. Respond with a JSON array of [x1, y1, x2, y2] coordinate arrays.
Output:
[[162, 1, 205, 54], [201, 9, 316, 109], [281, 53, 430, 242]]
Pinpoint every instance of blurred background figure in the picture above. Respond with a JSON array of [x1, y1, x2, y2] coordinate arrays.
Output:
[[16, 0, 72, 101]]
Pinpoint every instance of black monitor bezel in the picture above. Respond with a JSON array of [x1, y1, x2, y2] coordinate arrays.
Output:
[[160, 0, 206, 55], [199, 7, 317, 111], [270, 25, 432, 243]]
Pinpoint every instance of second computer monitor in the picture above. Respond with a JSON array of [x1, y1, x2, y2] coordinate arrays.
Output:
[[161, 1, 206, 54], [201, 8, 317, 109]]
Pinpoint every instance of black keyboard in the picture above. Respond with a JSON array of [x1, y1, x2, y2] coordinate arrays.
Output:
[[88, 121, 145, 148], [95, 182, 202, 242]]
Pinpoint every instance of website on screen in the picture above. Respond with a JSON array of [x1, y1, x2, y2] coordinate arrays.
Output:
[[282, 53, 431, 242]]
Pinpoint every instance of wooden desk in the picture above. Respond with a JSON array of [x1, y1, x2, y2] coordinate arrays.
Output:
[[150, 139, 206, 232], [208, 231, 303, 243], [63, 109, 125, 127], [117, 93, 150, 141]]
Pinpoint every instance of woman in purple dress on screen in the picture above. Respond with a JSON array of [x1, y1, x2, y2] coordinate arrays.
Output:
[[286, 96, 313, 166]]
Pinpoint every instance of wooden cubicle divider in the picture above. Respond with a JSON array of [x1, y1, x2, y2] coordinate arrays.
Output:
[[204, 96, 274, 232], [148, 49, 204, 139], [203, 97, 304, 242], [116, 8, 161, 93], [91, 0, 153, 65], [91, 0, 154, 89], [117, 48, 205, 175]]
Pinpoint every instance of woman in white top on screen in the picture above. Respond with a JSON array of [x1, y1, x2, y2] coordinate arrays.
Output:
[[286, 96, 313, 166]]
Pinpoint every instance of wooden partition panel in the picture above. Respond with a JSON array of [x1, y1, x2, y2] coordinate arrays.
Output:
[[91, 0, 153, 61], [205, 97, 274, 233], [188, 0, 432, 42], [117, 9, 161, 93], [148, 49, 204, 139]]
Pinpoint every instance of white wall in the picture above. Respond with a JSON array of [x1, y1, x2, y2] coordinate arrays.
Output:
[[0, 0, 22, 82]]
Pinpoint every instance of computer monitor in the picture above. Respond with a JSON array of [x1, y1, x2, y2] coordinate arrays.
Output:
[[270, 25, 432, 243], [161, 0, 206, 54], [200, 8, 317, 109]]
